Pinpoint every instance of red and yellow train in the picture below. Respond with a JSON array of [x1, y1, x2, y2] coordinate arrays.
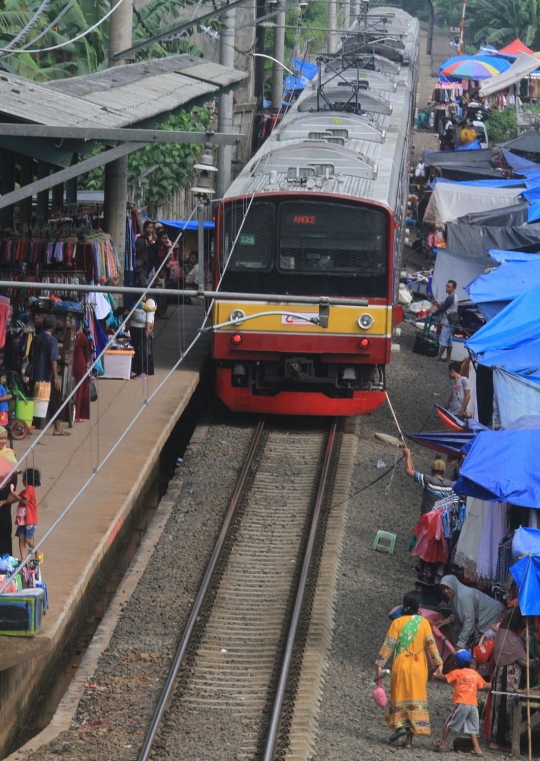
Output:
[[212, 8, 419, 415]]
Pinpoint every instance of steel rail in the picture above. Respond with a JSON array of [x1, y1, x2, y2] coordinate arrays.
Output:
[[137, 419, 266, 761], [263, 419, 338, 761]]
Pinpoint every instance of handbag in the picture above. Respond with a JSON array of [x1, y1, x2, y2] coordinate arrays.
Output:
[[89, 377, 98, 403]]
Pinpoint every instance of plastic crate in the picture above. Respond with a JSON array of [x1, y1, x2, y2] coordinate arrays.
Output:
[[102, 350, 135, 380], [0, 588, 45, 636]]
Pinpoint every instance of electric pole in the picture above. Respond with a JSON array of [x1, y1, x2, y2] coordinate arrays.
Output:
[[328, 0, 337, 53], [217, 1, 236, 200], [343, 0, 350, 32], [272, 0, 286, 109], [103, 0, 133, 276]]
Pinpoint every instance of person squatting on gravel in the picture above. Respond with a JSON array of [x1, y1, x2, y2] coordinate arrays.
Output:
[[433, 648, 490, 757], [402, 446, 455, 515], [375, 591, 443, 749], [440, 575, 504, 650]]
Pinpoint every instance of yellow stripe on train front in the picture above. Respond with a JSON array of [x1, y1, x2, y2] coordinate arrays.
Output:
[[213, 301, 393, 335]]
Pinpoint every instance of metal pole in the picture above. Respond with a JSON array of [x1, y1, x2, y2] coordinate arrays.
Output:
[[527, 617, 532, 761], [272, 0, 286, 109], [104, 0, 134, 278], [197, 198, 206, 296], [426, 0, 433, 55], [0, 278, 368, 306], [343, 0, 350, 32], [328, 0, 337, 53], [457, 0, 466, 56], [217, 0, 236, 200]]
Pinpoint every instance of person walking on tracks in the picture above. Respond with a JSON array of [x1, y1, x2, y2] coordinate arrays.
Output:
[[375, 591, 443, 749]]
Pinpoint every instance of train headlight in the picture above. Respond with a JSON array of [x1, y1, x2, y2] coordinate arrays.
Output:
[[357, 313, 374, 330], [230, 309, 246, 323]]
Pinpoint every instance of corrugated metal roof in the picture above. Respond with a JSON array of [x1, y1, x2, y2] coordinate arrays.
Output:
[[81, 72, 216, 123], [0, 55, 246, 129]]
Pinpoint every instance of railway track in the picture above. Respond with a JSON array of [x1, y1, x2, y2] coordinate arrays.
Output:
[[137, 418, 350, 761]]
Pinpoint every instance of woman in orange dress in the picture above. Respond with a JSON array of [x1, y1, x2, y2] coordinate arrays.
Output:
[[376, 592, 443, 749]]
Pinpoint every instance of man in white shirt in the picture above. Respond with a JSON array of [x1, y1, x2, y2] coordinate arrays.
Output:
[[446, 362, 471, 418], [185, 252, 199, 288]]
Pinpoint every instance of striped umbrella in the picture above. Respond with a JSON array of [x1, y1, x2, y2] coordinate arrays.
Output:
[[440, 56, 510, 80]]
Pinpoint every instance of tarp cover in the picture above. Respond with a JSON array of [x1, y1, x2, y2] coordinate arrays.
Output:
[[423, 148, 493, 167], [504, 129, 540, 154], [489, 249, 540, 263], [510, 554, 540, 615], [453, 429, 540, 507], [466, 285, 540, 353], [405, 430, 478, 456], [498, 39, 534, 57], [503, 148, 540, 171], [466, 258, 540, 319], [494, 368, 540, 425], [423, 183, 523, 225], [481, 340, 540, 380], [432, 248, 491, 302], [479, 53, 540, 97], [446, 222, 540, 256], [456, 202, 529, 227]]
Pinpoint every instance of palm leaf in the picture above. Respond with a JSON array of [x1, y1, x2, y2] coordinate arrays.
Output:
[[0, 10, 45, 34]]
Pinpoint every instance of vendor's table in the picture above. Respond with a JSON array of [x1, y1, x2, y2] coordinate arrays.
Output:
[[511, 689, 540, 757]]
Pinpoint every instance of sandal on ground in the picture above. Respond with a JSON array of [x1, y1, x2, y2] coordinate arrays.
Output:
[[389, 728, 408, 743], [431, 743, 446, 752], [53, 430, 71, 436], [470, 752, 483, 758]]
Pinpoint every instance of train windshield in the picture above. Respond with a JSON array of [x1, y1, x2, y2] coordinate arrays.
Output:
[[220, 198, 388, 297], [279, 201, 385, 276]]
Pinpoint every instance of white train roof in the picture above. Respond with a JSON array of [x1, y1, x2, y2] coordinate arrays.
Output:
[[223, 10, 419, 212]]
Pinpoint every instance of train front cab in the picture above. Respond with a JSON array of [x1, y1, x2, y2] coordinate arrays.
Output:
[[213, 193, 398, 416]]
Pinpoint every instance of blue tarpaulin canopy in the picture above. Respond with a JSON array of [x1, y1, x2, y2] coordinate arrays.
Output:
[[160, 219, 215, 230], [510, 555, 540, 615], [466, 285, 540, 354], [284, 58, 318, 94], [479, 339, 540, 381], [466, 258, 540, 320], [456, 139, 482, 151], [503, 148, 540, 172], [454, 429, 540, 507], [489, 249, 540, 263], [405, 430, 479, 456]]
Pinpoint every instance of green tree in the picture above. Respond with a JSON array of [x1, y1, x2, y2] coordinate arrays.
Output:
[[466, 0, 539, 48], [79, 108, 211, 206]]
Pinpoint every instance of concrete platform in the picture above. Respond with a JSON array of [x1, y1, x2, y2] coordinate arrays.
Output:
[[0, 304, 209, 755]]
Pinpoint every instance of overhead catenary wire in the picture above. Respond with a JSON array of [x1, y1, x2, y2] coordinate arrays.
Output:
[[0, 0, 51, 58], [0, 0, 126, 54]]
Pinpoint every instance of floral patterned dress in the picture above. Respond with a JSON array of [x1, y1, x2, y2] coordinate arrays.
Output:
[[376, 614, 442, 735]]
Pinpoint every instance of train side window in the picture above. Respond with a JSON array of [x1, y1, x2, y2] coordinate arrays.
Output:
[[223, 202, 274, 272]]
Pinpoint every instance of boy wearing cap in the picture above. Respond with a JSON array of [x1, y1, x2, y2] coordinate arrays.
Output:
[[433, 649, 490, 756], [403, 447, 455, 514]]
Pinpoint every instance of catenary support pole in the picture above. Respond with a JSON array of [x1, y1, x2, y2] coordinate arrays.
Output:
[[272, 0, 286, 109], [18, 155, 34, 227], [104, 0, 134, 276], [0, 152, 15, 228], [197, 198, 206, 297], [217, 0, 236, 200], [327, 0, 337, 53], [343, 0, 350, 32], [36, 161, 49, 227], [65, 154, 78, 205]]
